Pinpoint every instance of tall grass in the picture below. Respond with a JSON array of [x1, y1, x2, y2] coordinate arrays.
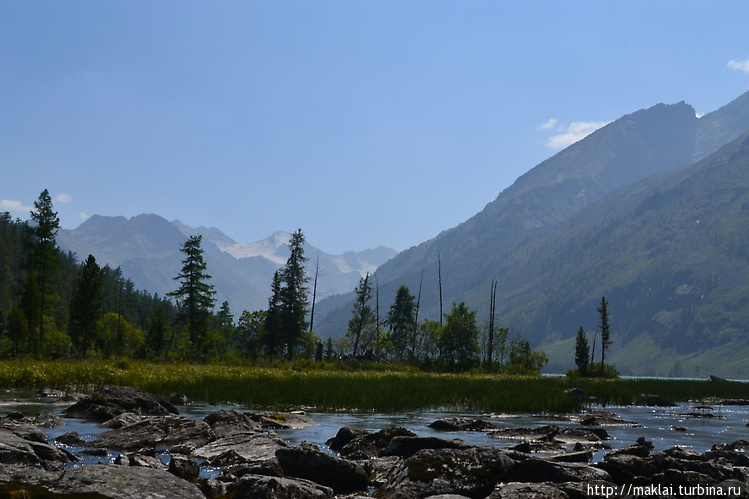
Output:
[[0, 360, 746, 413]]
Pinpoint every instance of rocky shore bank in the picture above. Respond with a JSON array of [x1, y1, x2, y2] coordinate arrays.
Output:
[[1, 386, 748, 498]]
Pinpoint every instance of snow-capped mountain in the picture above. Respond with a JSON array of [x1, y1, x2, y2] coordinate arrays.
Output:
[[57, 214, 397, 317]]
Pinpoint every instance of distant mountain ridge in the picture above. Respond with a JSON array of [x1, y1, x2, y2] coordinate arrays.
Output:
[[314, 90, 749, 378], [57, 215, 397, 316]]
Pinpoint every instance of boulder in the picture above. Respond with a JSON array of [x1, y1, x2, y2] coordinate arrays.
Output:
[[275, 443, 369, 493], [489, 482, 570, 498], [55, 431, 86, 447], [33, 410, 64, 428], [428, 417, 497, 432], [488, 425, 560, 442], [326, 427, 369, 452], [578, 410, 636, 426], [641, 394, 677, 407], [93, 415, 216, 453], [338, 427, 417, 460], [0, 427, 78, 470], [504, 457, 612, 484], [381, 435, 470, 459], [249, 411, 317, 429], [226, 473, 334, 499], [205, 409, 263, 437], [51, 464, 205, 498], [63, 385, 179, 422], [169, 456, 200, 482], [192, 431, 286, 465], [377, 446, 517, 498]]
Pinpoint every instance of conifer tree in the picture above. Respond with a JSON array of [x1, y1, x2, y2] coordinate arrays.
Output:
[[386, 285, 416, 361], [598, 296, 611, 374], [69, 254, 104, 357], [168, 235, 215, 356], [574, 326, 589, 374], [30, 189, 60, 347], [279, 229, 309, 360], [347, 272, 375, 356]]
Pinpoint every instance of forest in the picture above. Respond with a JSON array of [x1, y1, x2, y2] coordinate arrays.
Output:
[[0, 189, 548, 374]]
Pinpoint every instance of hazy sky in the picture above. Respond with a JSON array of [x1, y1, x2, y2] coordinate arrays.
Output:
[[2, 2, 749, 254]]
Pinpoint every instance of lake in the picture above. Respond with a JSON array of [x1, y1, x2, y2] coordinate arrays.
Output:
[[2, 389, 747, 476]]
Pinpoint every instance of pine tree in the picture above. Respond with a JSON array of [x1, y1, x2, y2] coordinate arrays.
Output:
[[386, 285, 416, 361], [598, 296, 611, 374], [68, 254, 104, 357], [279, 229, 309, 360], [168, 235, 215, 356], [347, 272, 375, 356], [264, 269, 284, 358], [30, 189, 60, 348], [574, 326, 589, 374]]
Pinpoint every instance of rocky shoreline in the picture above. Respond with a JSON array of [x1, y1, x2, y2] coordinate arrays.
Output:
[[1, 386, 748, 498]]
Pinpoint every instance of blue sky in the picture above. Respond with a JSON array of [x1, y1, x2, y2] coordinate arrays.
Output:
[[2, 1, 749, 255]]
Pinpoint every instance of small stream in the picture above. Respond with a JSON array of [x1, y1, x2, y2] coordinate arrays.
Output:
[[2, 389, 748, 476]]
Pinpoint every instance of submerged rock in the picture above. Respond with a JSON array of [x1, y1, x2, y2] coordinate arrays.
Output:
[[578, 410, 636, 426]]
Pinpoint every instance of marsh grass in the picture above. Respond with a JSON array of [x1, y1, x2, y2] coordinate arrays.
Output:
[[0, 360, 746, 413]]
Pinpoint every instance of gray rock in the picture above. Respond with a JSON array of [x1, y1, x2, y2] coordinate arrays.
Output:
[[205, 409, 263, 437], [94, 415, 216, 453], [192, 431, 285, 465], [227, 473, 334, 498], [382, 435, 471, 459], [33, 410, 64, 428], [248, 411, 317, 429], [505, 457, 612, 484], [489, 482, 570, 498], [428, 417, 497, 432], [276, 443, 369, 493], [338, 427, 417, 459], [488, 424, 560, 442], [63, 385, 179, 422], [579, 410, 636, 426], [169, 456, 200, 481], [326, 427, 369, 452], [377, 446, 517, 498], [51, 464, 205, 498], [0, 428, 78, 470], [55, 431, 86, 447]]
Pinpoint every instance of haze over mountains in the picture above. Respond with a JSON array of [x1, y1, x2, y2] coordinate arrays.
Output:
[[314, 90, 749, 378], [57, 216, 397, 316]]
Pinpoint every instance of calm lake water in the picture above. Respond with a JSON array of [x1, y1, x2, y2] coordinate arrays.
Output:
[[2, 389, 748, 475]]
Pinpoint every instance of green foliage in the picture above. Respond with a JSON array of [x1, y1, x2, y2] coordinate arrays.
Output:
[[574, 326, 589, 374], [68, 254, 104, 358], [386, 285, 417, 361], [168, 235, 216, 356], [346, 273, 376, 356], [439, 302, 480, 368]]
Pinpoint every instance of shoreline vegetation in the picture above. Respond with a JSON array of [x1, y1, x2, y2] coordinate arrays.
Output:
[[1, 360, 747, 413]]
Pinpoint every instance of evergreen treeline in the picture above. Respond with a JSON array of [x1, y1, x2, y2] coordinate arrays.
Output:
[[0, 190, 547, 373]]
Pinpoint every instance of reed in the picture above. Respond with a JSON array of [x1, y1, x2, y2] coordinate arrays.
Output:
[[0, 360, 745, 413]]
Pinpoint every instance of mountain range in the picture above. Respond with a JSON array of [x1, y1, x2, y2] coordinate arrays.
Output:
[[57, 216, 397, 316], [314, 90, 749, 378]]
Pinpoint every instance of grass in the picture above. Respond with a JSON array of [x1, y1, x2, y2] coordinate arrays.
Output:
[[0, 360, 747, 414]]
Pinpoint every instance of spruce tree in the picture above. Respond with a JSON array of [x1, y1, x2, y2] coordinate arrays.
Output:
[[29, 189, 60, 348], [279, 229, 309, 360], [68, 254, 104, 357], [574, 326, 589, 374], [386, 285, 416, 361], [168, 235, 215, 356]]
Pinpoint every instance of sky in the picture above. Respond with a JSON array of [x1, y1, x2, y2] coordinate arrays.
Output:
[[2, 2, 749, 255]]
